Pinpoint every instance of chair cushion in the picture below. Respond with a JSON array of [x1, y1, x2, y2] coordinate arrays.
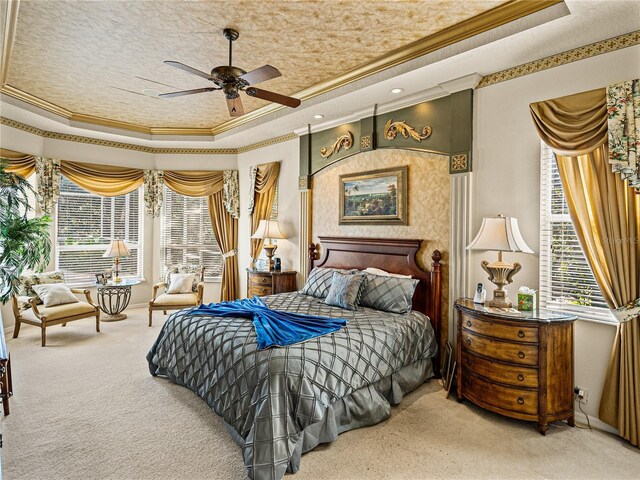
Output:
[[32, 284, 79, 307], [20, 301, 96, 323], [163, 265, 203, 293], [152, 292, 198, 306], [17, 271, 66, 307], [167, 273, 197, 294]]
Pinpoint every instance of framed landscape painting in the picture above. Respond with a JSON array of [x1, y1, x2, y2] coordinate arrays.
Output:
[[339, 166, 407, 225]]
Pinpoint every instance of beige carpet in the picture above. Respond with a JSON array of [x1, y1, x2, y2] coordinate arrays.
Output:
[[2, 308, 638, 480]]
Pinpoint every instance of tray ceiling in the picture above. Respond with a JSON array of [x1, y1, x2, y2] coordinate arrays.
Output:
[[4, 0, 513, 132]]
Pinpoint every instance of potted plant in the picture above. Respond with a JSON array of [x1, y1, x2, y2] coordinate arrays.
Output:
[[0, 161, 51, 306]]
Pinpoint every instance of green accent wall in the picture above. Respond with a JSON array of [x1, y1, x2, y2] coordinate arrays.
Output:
[[299, 89, 473, 189]]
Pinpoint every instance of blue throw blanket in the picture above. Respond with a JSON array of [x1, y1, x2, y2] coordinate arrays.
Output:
[[190, 296, 348, 349]]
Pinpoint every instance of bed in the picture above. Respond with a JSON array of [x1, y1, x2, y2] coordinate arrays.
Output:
[[147, 237, 442, 480]]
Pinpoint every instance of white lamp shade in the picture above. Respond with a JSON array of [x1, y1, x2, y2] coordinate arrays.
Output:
[[466, 215, 533, 253], [103, 239, 131, 258], [251, 220, 286, 240]]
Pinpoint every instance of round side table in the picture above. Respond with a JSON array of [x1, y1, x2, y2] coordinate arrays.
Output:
[[96, 279, 141, 321]]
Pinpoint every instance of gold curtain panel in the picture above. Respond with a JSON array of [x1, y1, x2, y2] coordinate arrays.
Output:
[[60, 160, 144, 197], [163, 170, 224, 197], [208, 191, 238, 301], [1, 148, 36, 178], [529, 88, 607, 156], [250, 161, 281, 262]]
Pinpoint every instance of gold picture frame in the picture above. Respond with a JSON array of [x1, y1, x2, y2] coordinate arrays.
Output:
[[339, 166, 408, 225]]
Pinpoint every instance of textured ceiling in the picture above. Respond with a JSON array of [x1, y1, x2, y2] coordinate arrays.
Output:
[[6, 0, 508, 129]]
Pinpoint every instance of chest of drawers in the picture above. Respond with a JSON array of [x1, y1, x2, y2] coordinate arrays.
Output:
[[247, 269, 297, 298], [454, 298, 577, 434]]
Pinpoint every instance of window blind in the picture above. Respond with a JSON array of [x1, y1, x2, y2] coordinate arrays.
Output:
[[160, 186, 222, 280], [539, 142, 613, 322], [56, 175, 143, 285]]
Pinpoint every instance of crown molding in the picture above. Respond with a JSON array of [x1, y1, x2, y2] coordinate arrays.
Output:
[[478, 30, 640, 88], [0, 0, 562, 137], [0, 116, 298, 155]]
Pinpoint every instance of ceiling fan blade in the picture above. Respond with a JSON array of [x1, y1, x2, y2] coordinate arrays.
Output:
[[245, 87, 300, 108], [164, 61, 213, 80], [159, 87, 217, 98], [227, 96, 245, 117], [239, 65, 282, 86]]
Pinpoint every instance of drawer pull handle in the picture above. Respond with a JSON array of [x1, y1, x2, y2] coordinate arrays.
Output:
[[518, 330, 525, 338], [518, 351, 525, 359], [517, 397, 525, 405], [466, 338, 472, 345], [466, 320, 472, 327], [517, 374, 525, 381]]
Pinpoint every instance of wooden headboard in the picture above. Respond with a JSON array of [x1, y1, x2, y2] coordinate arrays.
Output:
[[309, 237, 442, 366]]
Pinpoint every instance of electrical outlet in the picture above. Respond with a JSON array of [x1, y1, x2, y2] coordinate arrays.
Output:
[[574, 386, 589, 403]]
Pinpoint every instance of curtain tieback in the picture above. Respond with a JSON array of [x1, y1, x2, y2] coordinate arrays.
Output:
[[612, 298, 640, 323], [222, 249, 237, 259]]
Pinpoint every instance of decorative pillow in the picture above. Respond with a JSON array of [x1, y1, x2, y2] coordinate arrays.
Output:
[[17, 271, 66, 306], [301, 267, 356, 298], [167, 273, 196, 294], [364, 267, 412, 278], [164, 265, 202, 293], [31, 283, 78, 307], [324, 272, 365, 311], [359, 273, 419, 314]]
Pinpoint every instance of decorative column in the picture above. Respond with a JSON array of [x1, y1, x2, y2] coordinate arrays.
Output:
[[449, 155, 473, 344], [298, 176, 312, 283]]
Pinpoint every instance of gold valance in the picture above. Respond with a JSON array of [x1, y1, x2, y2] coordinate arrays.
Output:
[[529, 88, 607, 156], [254, 161, 281, 193], [163, 170, 224, 197], [1, 148, 37, 178], [60, 160, 144, 197]]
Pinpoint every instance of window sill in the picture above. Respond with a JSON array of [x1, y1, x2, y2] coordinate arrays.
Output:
[[543, 303, 617, 325]]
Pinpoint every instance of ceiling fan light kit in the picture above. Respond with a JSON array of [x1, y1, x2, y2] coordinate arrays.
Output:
[[160, 28, 301, 117]]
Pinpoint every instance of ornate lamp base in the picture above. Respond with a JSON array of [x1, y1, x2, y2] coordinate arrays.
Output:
[[481, 259, 522, 308], [263, 244, 277, 271]]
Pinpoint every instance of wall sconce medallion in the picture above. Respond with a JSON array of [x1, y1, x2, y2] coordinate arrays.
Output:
[[320, 131, 354, 158], [384, 119, 432, 143]]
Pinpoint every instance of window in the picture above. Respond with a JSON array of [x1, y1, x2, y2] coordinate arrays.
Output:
[[539, 142, 614, 322], [160, 186, 222, 281], [56, 176, 143, 284]]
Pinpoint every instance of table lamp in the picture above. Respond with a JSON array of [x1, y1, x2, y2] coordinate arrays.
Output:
[[251, 220, 286, 271], [103, 239, 131, 283], [466, 215, 533, 308]]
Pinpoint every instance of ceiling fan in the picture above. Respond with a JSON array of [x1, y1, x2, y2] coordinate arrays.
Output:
[[160, 28, 301, 117]]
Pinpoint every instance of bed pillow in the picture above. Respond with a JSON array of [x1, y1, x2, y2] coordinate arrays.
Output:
[[359, 273, 419, 314], [364, 267, 412, 278], [167, 273, 196, 294], [301, 267, 356, 298], [31, 283, 79, 307], [324, 272, 365, 311]]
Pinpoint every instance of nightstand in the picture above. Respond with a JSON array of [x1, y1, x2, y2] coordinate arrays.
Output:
[[454, 298, 577, 434], [247, 269, 297, 298]]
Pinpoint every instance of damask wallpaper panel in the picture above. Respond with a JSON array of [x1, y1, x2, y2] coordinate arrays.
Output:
[[312, 149, 451, 346]]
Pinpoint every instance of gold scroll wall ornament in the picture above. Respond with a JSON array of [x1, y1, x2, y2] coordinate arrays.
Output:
[[320, 131, 354, 158], [384, 119, 432, 143]]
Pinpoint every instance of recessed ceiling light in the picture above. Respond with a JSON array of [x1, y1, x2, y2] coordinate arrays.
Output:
[[313, 114, 324, 119], [142, 88, 161, 97], [390, 88, 404, 94]]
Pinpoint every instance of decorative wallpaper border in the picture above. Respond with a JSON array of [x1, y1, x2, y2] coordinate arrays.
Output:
[[0, 116, 297, 155], [477, 31, 640, 88]]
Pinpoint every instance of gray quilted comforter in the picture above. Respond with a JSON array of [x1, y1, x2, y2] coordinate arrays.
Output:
[[147, 292, 437, 480]]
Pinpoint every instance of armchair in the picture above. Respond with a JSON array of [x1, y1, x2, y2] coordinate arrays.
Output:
[[12, 287, 100, 347], [148, 265, 205, 326]]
